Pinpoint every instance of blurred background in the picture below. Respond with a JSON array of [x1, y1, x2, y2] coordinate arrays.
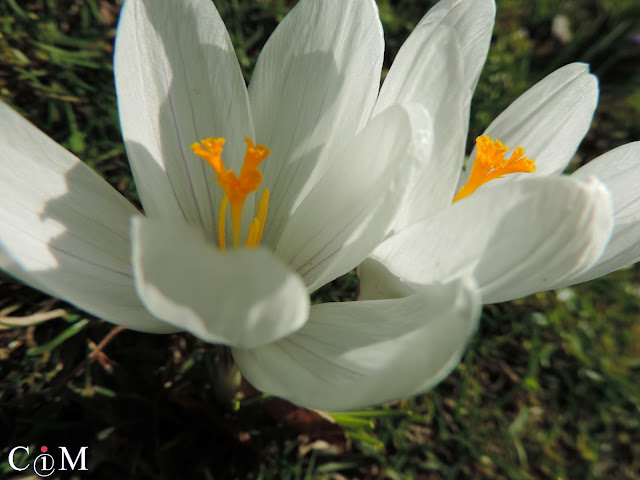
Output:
[[0, 0, 639, 478]]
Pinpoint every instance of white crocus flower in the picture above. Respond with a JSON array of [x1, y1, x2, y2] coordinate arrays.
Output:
[[0, 0, 485, 410], [359, 0, 638, 307]]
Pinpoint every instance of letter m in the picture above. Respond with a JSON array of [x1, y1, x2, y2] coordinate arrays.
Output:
[[58, 446, 89, 471]]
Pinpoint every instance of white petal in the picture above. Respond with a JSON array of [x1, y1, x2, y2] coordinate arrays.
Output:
[[375, 22, 464, 114], [233, 278, 481, 410], [416, 0, 495, 93], [357, 258, 415, 301], [115, 0, 252, 237], [370, 176, 613, 303], [374, 24, 467, 229], [458, 63, 599, 191], [249, 0, 384, 247], [0, 102, 174, 333], [374, 0, 494, 228], [275, 104, 434, 292], [563, 142, 640, 284], [131, 217, 309, 348]]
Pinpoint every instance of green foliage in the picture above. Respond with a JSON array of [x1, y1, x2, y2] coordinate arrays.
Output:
[[0, 0, 639, 478]]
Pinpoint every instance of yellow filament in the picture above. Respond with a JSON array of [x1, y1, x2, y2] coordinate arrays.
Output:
[[245, 189, 270, 248], [218, 195, 228, 250], [191, 137, 271, 250], [453, 135, 536, 203]]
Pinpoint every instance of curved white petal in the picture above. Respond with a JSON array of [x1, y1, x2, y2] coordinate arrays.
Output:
[[275, 104, 434, 292], [374, 24, 466, 229], [370, 176, 613, 303], [249, 0, 384, 247], [233, 278, 481, 410], [115, 0, 252, 237], [131, 217, 309, 348], [563, 142, 640, 284], [358, 258, 415, 301], [0, 102, 174, 333], [415, 0, 495, 94], [458, 63, 599, 191]]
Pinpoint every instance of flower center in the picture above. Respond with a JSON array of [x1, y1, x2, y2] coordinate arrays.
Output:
[[191, 137, 271, 250], [453, 135, 536, 202]]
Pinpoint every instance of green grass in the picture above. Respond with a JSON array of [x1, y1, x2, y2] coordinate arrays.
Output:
[[1, 0, 639, 478]]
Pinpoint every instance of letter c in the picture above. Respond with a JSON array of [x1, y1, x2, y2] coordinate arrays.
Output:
[[9, 446, 29, 471]]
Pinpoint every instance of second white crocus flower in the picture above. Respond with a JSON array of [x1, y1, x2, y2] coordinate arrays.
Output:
[[359, 0, 639, 307], [0, 0, 485, 410], [236, 0, 634, 409]]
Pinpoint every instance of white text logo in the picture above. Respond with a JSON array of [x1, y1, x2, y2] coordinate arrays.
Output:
[[8, 446, 89, 477]]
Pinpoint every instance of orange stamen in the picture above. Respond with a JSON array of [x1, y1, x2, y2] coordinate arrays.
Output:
[[191, 137, 271, 249], [453, 135, 536, 202]]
